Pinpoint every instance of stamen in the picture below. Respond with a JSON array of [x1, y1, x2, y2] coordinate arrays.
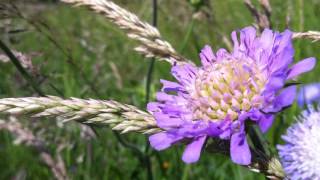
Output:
[[189, 59, 267, 121]]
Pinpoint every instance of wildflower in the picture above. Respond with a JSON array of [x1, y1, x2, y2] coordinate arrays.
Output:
[[277, 107, 320, 179], [148, 26, 316, 165], [297, 83, 320, 106]]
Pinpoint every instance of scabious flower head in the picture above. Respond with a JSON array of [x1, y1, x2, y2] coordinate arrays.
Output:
[[277, 107, 320, 180], [148, 26, 316, 165]]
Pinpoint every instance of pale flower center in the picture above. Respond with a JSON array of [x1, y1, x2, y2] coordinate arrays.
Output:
[[189, 59, 267, 122]]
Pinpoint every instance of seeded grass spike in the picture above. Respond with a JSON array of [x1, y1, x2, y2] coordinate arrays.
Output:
[[0, 96, 161, 134], [61, 0, 189, 65], [293, 31, 320, 42], [148, 26, 316, 165]]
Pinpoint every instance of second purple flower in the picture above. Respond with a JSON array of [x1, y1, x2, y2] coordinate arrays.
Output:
[[148, 26, 316, 165]]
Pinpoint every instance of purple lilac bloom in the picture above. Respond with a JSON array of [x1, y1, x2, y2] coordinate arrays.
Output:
[[148, 26, 316, 165], [277, 107, 320, 179], [297, 83, 320, 106]]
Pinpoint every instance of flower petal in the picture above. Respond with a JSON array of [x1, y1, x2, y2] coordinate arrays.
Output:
[[264, 74, 286, 92], [267, 30, 294, 73], [287, 57, 316, 80], [258, 114, 274, 133], [156, 92, 175, 102], [297, 83, 320, 106], [200, 45, 216, 66], [231, 31, 239, 56], [259, 28, 274, 52], [171, 64, 197, 86], [264, 86, 297, 113], [270, 45, 294, 74], [277, 30, 293, 53], [149, 132, 182, 151], [207, 122, 223, 136], [153, 112, 184, 128], [160, 79, 184, 92], [240, 26, 256, 48], [230, 132, 251, 165], [247, 109, 274, 132], [215, 48, 231, 61], [182, 136, 207, 163], [147, 102, 162, 112], [275, 85, 297, 108]]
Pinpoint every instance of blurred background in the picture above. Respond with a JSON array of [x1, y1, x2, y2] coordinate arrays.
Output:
[[0, 0, 320, 179]]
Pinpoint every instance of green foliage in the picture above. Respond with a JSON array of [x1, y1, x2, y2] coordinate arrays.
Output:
[[0, 0, 320, 179]]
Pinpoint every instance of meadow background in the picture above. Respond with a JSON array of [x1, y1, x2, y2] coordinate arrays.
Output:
[[0, 0, 320, 179]]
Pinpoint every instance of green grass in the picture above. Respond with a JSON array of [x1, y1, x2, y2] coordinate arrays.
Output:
[[1, 0, 320, 179]]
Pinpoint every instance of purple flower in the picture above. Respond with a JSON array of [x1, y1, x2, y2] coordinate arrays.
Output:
[[297, 83, 320, 106], [148, 26, 316, 165], [277, 107, 320, 179]]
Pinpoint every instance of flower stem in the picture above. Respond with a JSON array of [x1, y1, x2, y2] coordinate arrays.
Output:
[[144, 1, 158, 179], [181, 164, 191, 180]]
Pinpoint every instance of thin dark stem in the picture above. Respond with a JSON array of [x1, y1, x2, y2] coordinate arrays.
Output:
[[145, 60, 155, 105], [48, 83, 65, 97], [145, 155, 153, 180], [113, 132, 144, 159], [143, 1, 158, 180], [248, 124, 270, 156], [145, 0, 158, 104], [0, 40, 45, 96], [152, 0, 158, 26]]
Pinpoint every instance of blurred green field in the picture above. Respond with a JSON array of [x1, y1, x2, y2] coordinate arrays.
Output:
[[1, 0, 320, 179]]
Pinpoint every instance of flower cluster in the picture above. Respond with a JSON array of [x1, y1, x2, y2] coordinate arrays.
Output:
[[148, 26, 316, 165], [277, 107, 320, 179]]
